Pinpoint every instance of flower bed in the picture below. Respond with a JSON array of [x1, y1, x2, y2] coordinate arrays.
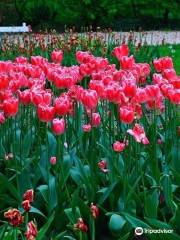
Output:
[[0, 44, 179, 239]]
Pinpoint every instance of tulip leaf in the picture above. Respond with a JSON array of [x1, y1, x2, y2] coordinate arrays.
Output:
[[109, 214, 126, 234], [36, 212, 55, 240]]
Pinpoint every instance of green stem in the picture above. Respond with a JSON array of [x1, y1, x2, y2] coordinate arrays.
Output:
[[57, 135, 71, 203], [91, 218, 95, 240]]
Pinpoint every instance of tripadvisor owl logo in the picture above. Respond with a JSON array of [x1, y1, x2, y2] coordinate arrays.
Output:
[[135, 227, 143, 235]]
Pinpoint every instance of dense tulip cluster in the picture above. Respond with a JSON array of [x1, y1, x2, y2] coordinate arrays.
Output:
[[0, 45, 179, 148]]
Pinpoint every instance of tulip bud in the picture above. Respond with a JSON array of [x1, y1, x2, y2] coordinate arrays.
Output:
[[50, 156, 57, 165]]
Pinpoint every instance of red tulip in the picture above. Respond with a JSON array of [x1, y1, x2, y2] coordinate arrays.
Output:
[[123, 83, 137, 98], [145, 85, 160, 101], [119, 106, 134, 124], [52, 118, 65, 135], [0, 73, 9, 90], [92, 113, 101, 127], [153, 57, 173, 72], [89, 80, 106, 99], [112, 44, 129, 61], [163, 68, 176, 80], [31, 91, 51, 106], [15, 56, 28, 64], [54, 95, 71, 116], [51, 50, 63, 63], [37, 104, 55, 122], [167, 89, 180, 105], [82, 124, 92, 132], [17, 90, 31, 105], [3, 97, 19, 117], [113, 141, 125, 152], [120, 56, 135, 70], [80, 90, 98, 109]]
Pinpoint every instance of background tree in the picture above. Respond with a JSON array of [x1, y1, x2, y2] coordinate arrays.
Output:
[[0, 0, 179, 30]]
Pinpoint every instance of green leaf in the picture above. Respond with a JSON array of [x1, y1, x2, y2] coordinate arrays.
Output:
[[12, 129, 21, 156], [29, 206, 47, 219], [61, 154, 73, 186], [47, 131, 57, 157], [98, 181, 117, 205], [2, 229, 14, 240], [37, 185, 48, 204], [109, 214, 126, 234], [144, 189, 159, 218], [161, 174, 176, 213], [53, 231, 67, 239], [145, 218, 180, 240], [64, 207, 81, 224], [70, 167, 82, 185], [22, 127, 35, 157], [64, 236, 77, 240], [0, 142, 6, 158], [0, 173, 20, 201], [123, 213, 150, 229], [36, 212, 55, 240], [48, 175, 57, 212], [0, 224, 7, 239], [170, 205, 180, 229], [145, 217, 172, 229]]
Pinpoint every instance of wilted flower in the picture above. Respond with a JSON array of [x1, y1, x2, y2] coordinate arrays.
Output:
[[23, 189, 34, 203], [74, 218, 88, 232], [22, 200, 31, 212], [4, 153, 13, 160], [25, 221, 38, 240], [90, 203, 99, 219], [127, 123, 149, 144], [4, 208, 24, 226], [98, 160, 109, 173]]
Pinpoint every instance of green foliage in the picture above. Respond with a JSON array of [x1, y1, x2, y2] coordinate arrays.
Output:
[[1, 0, 180, 29]]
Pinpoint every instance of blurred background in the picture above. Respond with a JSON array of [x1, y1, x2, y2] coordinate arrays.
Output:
[[0, 0, 180, 31]]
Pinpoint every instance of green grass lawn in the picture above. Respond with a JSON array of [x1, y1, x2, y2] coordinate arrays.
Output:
[[158, 44, 180, 74]]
